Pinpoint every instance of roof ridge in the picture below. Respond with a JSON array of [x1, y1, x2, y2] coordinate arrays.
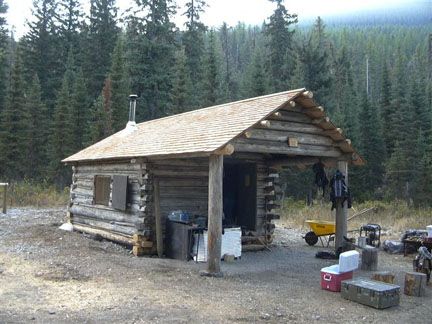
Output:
[[134, 88, 306, 128]]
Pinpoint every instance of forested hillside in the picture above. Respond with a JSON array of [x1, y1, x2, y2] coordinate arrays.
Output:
[[0, 0, 431, 204]]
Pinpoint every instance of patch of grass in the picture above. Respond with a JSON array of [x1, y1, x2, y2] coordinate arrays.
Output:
[[280, 199, 432, 238], [3, 180, 69, 208]]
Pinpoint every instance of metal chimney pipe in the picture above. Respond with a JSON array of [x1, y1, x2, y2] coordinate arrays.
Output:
[[127, 94, 138, 129]]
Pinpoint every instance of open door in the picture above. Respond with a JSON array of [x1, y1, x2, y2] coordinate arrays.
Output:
[[223, 162, 257, 230]]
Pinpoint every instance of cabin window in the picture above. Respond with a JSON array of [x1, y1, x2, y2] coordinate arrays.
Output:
[[94, 176, 111, 206]]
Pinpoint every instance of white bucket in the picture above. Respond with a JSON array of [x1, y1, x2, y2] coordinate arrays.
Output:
[[427, 225, 432, 237]]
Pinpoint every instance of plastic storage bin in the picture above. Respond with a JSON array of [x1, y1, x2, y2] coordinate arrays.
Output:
[[321, 265, 353, 292], [339, 250, 360, 272]]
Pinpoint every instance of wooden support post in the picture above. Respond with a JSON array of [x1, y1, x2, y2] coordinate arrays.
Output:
[[201, 154, 223, 277], [404, 272, 427, 296], [154, 178, 163, 258], [335, 161, 348, 254], [1, 183, 8, 214]]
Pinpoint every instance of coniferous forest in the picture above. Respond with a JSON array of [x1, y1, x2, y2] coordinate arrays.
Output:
[[0, 0, 431, 205]]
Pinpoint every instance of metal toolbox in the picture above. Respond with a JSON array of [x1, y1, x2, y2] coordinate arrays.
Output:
[[341, 278, 400, 309]]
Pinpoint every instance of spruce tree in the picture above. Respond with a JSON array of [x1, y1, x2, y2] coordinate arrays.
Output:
[[83, 0, 119, 99], [172, 48, 193, 113], [49, 61, 75, 186], [58, 0, 84, 60], [70, 68, 89, 151], [22, 0, 61, 109], [86, 77, 113, 144], [356, 93, 386, 198], [0, 48, 30, 180], [299, 17, 332, 109], [127, 0, 177, 120], [203, 30, 219, 106], [265, 0, 297, 92], [182, 0, 207, 107], [26, 75, 48, 179], [0, 0, 8, 115], [110, 36, 130, 132], [379, 62, 393, 154]]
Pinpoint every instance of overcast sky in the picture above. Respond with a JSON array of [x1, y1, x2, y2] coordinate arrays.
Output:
[[5, 0, 415, 38]]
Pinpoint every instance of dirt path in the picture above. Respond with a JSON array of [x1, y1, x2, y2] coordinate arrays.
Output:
[[0, 208, 431, 323]]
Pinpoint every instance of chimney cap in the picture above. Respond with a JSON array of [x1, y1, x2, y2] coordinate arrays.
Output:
[[129, 94, 138, 100]]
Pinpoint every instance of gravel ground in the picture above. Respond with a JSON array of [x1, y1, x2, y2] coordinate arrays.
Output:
[[0, 207, 430, 323]]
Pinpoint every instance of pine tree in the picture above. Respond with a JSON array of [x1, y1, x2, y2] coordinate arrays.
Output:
[[110, 35, 130, 132], [0, 48, 30, 180], [265, 0, 297, 92], [26, 74, 48, 179]]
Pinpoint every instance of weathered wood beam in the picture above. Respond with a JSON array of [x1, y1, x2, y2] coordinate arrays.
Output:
[[214, 144, 235, 155], [243, 128, 334, 146], [73, 223, 134, 246], [234, 139, 343, 158], [335, 160, 348, 253], [154, 178, 163, 258], [202, 154, 223, 277]]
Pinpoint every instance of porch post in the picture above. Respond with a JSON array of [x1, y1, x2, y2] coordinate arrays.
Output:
[[202, 154, 224, 277], [335, 160, 348, 254]]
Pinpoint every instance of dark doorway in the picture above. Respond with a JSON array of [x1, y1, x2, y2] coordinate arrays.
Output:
[[223, 162, 257, 230]]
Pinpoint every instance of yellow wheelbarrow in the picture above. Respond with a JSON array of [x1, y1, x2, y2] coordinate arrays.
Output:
[[304, 220, 336, 247]]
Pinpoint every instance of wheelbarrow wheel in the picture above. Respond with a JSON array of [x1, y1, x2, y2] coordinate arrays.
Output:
[[305, 231, 318, 246]]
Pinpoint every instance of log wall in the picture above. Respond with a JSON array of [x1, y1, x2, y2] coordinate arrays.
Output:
[[68, 154, 281, 255], [68, 160, 150, 249], [233, 107, 348, 158]]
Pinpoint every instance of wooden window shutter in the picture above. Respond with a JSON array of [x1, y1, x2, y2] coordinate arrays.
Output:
[[94, 176, 111, 206], [112, 175, 128, 211]]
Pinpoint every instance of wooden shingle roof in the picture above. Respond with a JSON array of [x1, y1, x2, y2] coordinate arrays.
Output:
[[63, 89, 362, 164]]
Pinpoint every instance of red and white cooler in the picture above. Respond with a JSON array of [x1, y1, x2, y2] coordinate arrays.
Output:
[[321, 250, 359, 292], [321, 264, 353, 292]]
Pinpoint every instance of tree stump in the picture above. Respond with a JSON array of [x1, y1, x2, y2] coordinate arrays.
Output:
[[361, 247, 378, 271], [372, 271, 395, 284], [404, 272, 427, 297]]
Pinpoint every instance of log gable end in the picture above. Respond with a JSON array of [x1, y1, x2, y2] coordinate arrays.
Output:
[[230, 101, 353, 159]]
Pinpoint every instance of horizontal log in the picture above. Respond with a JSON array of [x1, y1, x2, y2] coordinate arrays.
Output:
[[256, 119, 325, 135], [72, 216, 137, 236], [267, 110, 312, 124], [147, 158, 208, 166], [243, 128, 334, 146], [234, 140, 343, 158], [152, 169, 209, 178], [73, 223, 134, 245], [75, 163, 144, 172], [70, 204, 141, 223]]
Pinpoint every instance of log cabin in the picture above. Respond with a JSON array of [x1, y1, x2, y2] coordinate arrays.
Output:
[[62, 88, 363, 275]]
